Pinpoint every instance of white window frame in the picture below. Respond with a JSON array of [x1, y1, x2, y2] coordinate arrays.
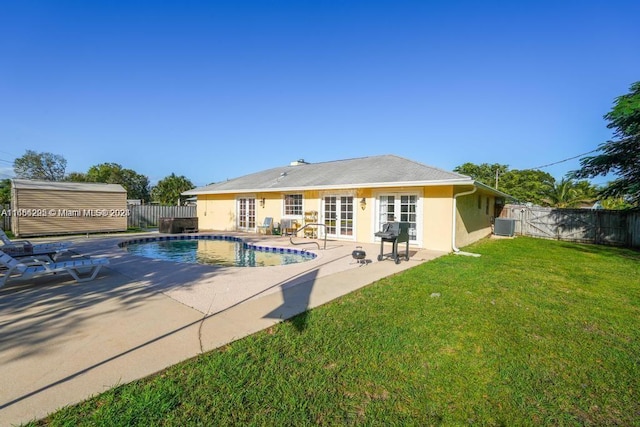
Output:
[[283, 193, 303, 217]]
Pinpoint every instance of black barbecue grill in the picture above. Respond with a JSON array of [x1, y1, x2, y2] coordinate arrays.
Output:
[[374, 221, 410, 264]]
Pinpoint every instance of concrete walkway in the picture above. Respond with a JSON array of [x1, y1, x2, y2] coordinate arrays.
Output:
[[0, 232, 446, 426]]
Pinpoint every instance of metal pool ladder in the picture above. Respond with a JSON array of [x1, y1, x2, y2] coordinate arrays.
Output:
[[289, 223, 327, 250]]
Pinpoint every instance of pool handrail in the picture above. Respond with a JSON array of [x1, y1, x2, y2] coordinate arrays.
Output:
[[289, 223, 327, 250]]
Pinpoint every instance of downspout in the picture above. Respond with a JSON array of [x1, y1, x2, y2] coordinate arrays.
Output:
[[452, 185, 481, 257]]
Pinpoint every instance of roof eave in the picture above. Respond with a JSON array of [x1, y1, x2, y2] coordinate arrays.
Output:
[[183, 179, 476, 196], [473, 181, 513, 199]]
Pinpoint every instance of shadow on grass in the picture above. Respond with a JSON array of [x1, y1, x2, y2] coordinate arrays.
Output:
[[557, 240, 640, 260]]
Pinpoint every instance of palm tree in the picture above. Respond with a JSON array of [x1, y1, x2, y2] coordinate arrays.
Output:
[[542, 178, 597, 208]]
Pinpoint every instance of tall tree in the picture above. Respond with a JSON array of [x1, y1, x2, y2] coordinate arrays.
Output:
[[571, 81, 640, 207], [86, 163, 150, 202], [454, 162, 557, 204], [499, 169, 556, 205], [13, 150, 67, 181], [151, 173, 195, 205], [453, 163, 509, 188], [64, 172, 88, 182]]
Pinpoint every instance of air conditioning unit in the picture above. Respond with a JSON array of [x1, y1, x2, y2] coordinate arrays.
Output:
[[494, 218, 516, 237]]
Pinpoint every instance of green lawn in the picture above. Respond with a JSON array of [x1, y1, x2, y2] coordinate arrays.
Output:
[[31, 237, 640, 426]]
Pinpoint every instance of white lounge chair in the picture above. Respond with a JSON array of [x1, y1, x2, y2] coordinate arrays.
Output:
[[0, 252, 109, 288], [0, 229, 72, 256]]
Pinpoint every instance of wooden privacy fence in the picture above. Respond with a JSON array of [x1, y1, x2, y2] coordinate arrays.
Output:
[[500, 204, 640, 248], [127, 205, 196, 229]]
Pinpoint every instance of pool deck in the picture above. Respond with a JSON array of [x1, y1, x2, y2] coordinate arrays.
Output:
[[0, 231, 447, 426]]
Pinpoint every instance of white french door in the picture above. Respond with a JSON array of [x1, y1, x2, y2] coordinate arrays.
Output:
[[322, 196, 354, 239], [377, 194, 419, 243], [237, 197, 256, 230]]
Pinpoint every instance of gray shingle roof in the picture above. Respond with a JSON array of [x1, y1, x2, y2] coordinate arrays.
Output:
[[184, 155, 473, 195]]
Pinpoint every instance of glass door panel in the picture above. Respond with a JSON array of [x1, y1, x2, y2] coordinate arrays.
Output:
[[323, 196, 337, 235], [339, 196, 353, 236], [399, 195, 418, 240], [378, 195, 396, 231]]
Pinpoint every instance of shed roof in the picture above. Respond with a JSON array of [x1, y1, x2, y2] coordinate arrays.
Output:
[[12, 179, 126, 193], [183, 154, 504, 195]]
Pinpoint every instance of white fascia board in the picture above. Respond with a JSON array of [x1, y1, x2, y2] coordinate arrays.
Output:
[[184, 179, 476, 195]]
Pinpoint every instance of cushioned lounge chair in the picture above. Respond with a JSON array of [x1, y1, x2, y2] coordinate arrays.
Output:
[[0, 252, 109, 288]]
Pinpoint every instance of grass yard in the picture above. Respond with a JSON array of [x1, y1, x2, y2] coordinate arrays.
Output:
[[30, 237, 640, 426]]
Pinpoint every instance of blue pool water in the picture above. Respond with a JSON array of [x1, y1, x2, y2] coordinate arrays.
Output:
[[120, 235, 315, 267]]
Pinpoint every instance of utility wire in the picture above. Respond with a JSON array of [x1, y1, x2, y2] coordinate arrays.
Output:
[[489, 148, 603, 190], [528, 148, 600, 170]]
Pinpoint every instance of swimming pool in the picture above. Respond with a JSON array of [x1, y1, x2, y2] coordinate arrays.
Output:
[[119, 235, 316, 267]]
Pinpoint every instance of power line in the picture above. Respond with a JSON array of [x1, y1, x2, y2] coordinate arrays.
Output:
[[528, 148, 600, 170], [488, 148, 603, 190]]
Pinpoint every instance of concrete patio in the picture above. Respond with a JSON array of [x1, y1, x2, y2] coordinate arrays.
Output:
[[0, 232, 446, 426]]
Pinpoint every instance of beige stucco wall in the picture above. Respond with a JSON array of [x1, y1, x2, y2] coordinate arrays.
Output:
[[256, 192, 284, 229], [196, 194, 237, 231], [422, 186, 455, 252], [355, 189, 372, 243], [196, 191, 327, 232], [455, 189, 496, 249], [195, 185, 499, 252]]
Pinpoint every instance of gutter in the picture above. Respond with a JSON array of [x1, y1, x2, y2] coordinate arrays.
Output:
[[451, 185, 481, 257]]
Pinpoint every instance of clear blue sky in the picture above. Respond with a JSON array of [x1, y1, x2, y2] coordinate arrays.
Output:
[[1, 0, 638, 187]]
